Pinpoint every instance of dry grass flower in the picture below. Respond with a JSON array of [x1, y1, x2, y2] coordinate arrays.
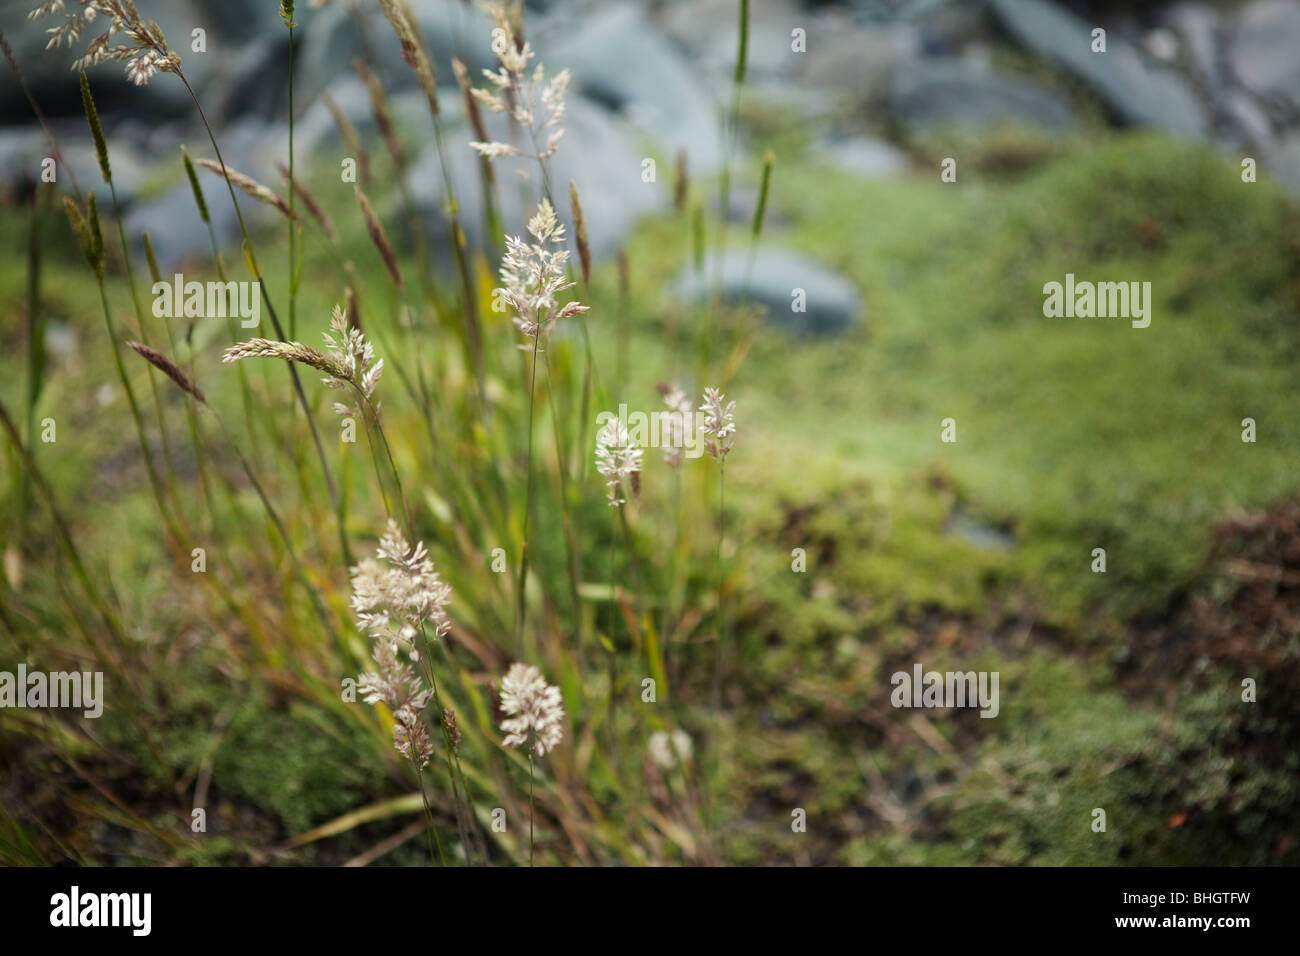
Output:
[[322, 92, 371, 187], [124, 341, 205, 403], [648, 729, 693, 770], [700, 387, 736, 463], [353, 520, 452, 769], [568, 180, 590, 285], [500, 198, 587, 347], [499, 662, 565, 756], [359, 638, 435, 768], [595, 418, 643, 507], [355, 186, 403, 289], [222, 305, 383, 418], [378, 0, 437, 116], [196, 158, 296, 221], [350, 518, 452, 651], [657, 383, 694, 468], [275, 160, 336, 240], [469, 2, 569, 163], [443, 708, 461, 756], [30, 0, 180, 85]]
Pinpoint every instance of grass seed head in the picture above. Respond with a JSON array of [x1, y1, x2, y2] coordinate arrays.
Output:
[[499, 662, 565, 757]]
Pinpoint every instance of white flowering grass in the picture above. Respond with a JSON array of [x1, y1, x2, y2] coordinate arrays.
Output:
[[470, 2, 570, 171], [701, 388, 737, 713], [499, 662, 565, 865], [500, 199, 588, 347], [12, 0, 748, 867], [30, 0, 180, 85], [595, 419, 643, 509], [506, 199, 591, 660], [223, 306, 410, 524], [353, 520, 473, 863]]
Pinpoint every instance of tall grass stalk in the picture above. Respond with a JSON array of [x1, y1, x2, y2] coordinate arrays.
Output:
[[517, 333, 542, 659], [180, 145, 266, 466], [139, 233, 220, 538], [19, 179, 50, 536], [743, 149, 774, 295], [543, 350, 583, 651], [81, 73, 185, 520], [172, 65, 351, 564], [713, 0, 750, 306], [283, 2, 298, 339], [65, 192, 182, 545]]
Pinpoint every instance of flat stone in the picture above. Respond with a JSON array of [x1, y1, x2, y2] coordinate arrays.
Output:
[[676, 249, 863, 336], [552, 2, 721, 170], [987, 0, 1209, 138], [887, 56, 1078, 131], [816, 136, 910, 177], [1230, 0, 1300, 105], [405, 95, 665, 259]]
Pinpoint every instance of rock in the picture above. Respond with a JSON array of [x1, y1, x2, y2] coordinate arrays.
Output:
[[816, 136, 909, 177], [1230, 0, 1300, 106], [1221, 89, 1277, 154], [404, 94, 664, 259], [657, 0, 805, 82], [122, 116, 291, 271], [211, 35, 292, 123], [987, 0, 1209, 138], [124, 177, 238, 273], [1266, 132, 1300, 195], [0, 122, 149, 202], [297, 0, 495, 110], [552, 2, 721, 170], [1165, 2, 1225, 102], [799, 15, 919, 107], [946, 509, 1016, 552], [192, 0, 283, 42], [887, 56, 1077, 131], [676, 249, 862, 336]]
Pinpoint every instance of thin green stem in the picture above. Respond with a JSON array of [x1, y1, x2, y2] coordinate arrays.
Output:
[[528, 751, 535, 867], [287, 24, 296, 340], [712, 463, 726, 711], [516, 336, 542, 659], [174, 67, 351, 565]]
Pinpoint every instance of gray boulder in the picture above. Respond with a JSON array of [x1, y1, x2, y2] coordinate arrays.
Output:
[[122, 116, 291, 271], [0, 122, 150, 202], [676, 249, 863, 337], [816, 137, 909, 177], [1229, 0, 1300, 107], [124, 176, 238, 273], [404, 94, 665, 259], [297, 0, 495, 109], [552, 2, 721, 170], [1165, 3, 1225, 102], [987, 0, 1208, 138], [887, 56, 1077, 131]]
